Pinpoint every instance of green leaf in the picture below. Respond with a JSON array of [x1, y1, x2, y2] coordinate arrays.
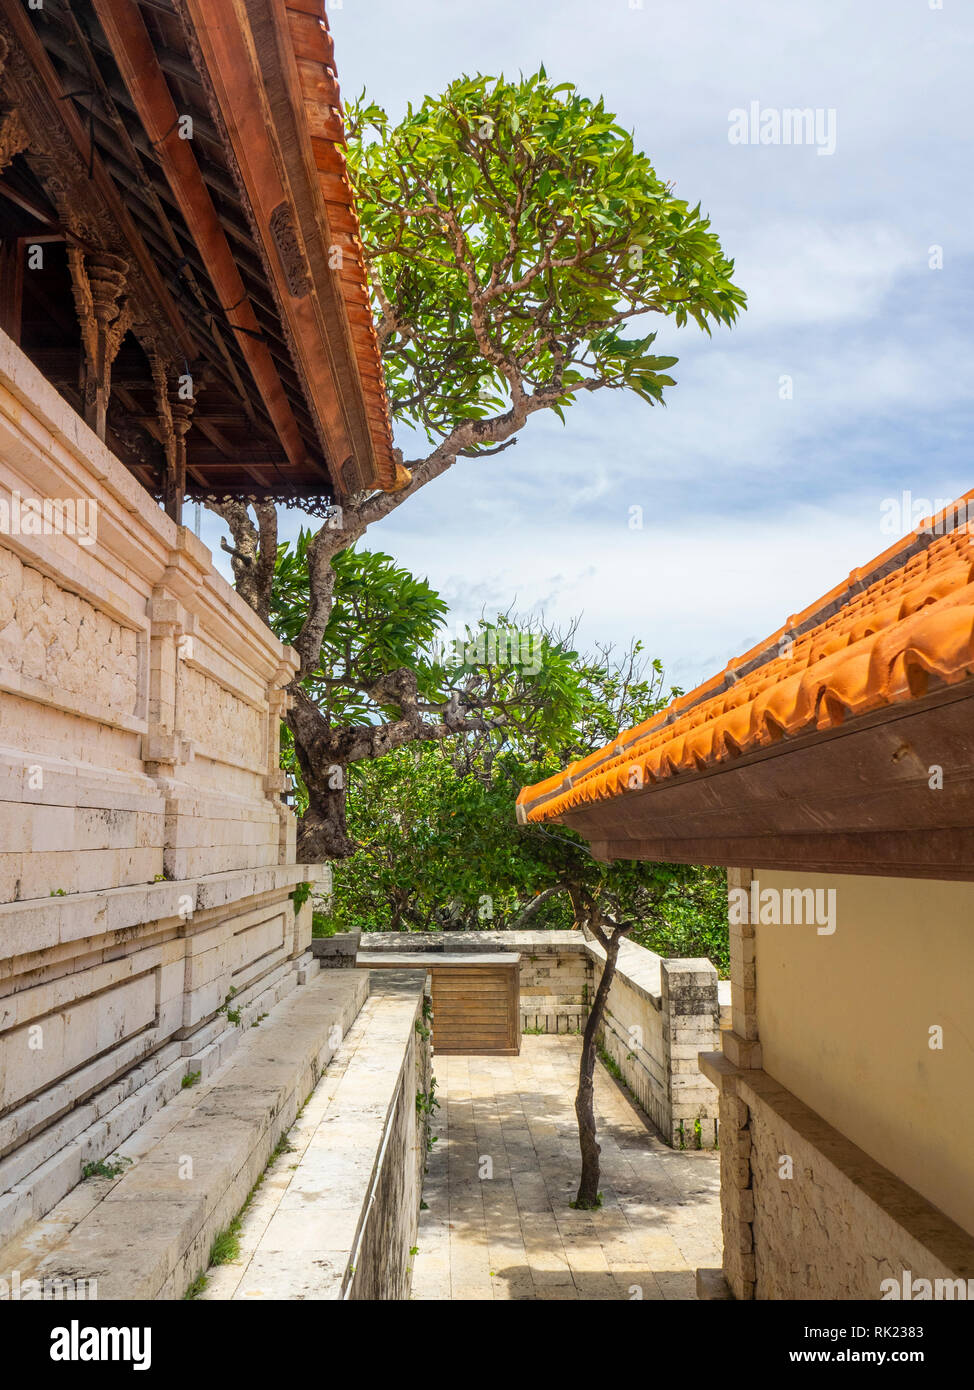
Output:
[[342, 70, 745, 444]]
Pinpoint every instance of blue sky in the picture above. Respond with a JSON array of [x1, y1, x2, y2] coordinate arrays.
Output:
[[202, 0, 974, 692]]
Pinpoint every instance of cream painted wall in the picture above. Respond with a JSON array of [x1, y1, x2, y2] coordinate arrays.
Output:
[[754, 869, 974, 1238]]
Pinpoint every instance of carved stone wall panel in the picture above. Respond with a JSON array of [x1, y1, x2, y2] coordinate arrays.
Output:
[[0, 327, 310, 1246], [175, 663, 265, 772], [0, 548, 141, 720]]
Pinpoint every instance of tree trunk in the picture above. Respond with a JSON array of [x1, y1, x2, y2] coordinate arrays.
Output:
[[574, 920, 630, 1209], [295, 777, 355, 861]]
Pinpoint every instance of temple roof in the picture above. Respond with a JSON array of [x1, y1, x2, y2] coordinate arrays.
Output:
[[517, 494, 974, 880], [0, 0, 397, 507]]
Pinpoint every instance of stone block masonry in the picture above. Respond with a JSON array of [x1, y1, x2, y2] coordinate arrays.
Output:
[[701, 866, 974, 1299], [0, 331, 320, 1240], [0, 970, 369, 1299], [198, 970, 431, 1301], [701, 1051, 974, 1300], [588, 937, 721, 1149], [357, 930, 722, 1149]]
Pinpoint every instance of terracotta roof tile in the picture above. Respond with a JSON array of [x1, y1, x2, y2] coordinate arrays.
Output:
[[518, 493, 974, 824]]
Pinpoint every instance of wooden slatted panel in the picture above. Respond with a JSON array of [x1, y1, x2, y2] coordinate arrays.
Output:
[[431, 964, 520, 1056]]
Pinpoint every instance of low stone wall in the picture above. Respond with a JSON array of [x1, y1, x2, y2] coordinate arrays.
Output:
[[348, 980, 431, 1300], [0, 969, 367, 1300], [190, 969, 431, 1302], [357, 931, 722, 1149], [358, 930, 591, 1034], [589, 938, 721, 1150], [0, 333, 317, 1245], [705, 1055, 974, 1300]]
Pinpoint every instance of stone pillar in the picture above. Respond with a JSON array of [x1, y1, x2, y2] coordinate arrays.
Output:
[[265, 656, 298, 869], [717, 1085, 755, 1299], [723, 866, 761, 1069], [661, 957, 721, 1149], [143, 591, 192, 775]]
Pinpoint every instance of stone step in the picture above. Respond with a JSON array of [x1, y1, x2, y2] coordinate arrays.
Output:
[[0, 968, 368, 1301]]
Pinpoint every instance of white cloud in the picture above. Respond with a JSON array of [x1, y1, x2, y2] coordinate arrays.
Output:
[[738, 222, 917, 326], [374, 500, 898, 692]]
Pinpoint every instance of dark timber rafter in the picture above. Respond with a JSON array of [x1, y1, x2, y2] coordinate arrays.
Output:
[[177, 0, 368, 490], [1, 0, 395, 506], [90, 0, 311, 480], [54, 0, 265, 447], [0, 0, 196, 363]]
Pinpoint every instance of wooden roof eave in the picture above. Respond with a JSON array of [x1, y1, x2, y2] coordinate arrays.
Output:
[[266, 0, 398, 492], [548, 681, 974, 882], [90, 0, 315, 485], [0, 0, 198, 366], [176, 0, 395, 495]]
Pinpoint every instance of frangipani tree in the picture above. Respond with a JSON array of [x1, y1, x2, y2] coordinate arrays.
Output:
[[215, 68, 745, 859], [314, 595, 728, 1210], [271, 538, 583, 856]]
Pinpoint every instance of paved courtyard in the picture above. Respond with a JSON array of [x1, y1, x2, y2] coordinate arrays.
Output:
[[411, 1035, 722, 1300]]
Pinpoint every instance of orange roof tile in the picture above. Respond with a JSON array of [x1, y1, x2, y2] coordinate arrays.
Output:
[[518, 493, 974, 825]]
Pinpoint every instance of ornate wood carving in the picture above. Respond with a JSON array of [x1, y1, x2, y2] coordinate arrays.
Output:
[[66, 245, 132, 440], [145, 338, 202, 523], [269, 202, 310, 299], [0, 31, 30, 172], [0, 13, 182, 337], [0, 108, 29, 173]]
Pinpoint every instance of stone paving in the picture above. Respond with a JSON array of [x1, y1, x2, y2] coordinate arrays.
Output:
[[411, 1035, 722, 1301]]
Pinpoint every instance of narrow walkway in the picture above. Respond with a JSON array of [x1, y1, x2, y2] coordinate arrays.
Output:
[[199, 972, 423, 1300], [411, 1036, 722, 1300]]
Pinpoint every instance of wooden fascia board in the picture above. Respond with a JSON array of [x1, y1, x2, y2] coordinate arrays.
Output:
[[264, 0, 392, 492], [178, 0, 361, 494], [90, 0, 308, 474], [590, 830, 974, 882], [0, 0, 197, 363]]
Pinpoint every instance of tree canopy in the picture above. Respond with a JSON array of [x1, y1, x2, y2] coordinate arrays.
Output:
[[213, 70, 745, 860], [294, 552, 729, 972], [348, 70, 745, 447]]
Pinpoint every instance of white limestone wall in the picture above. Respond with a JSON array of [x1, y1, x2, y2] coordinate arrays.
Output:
[[0, 331, 313, 1242]]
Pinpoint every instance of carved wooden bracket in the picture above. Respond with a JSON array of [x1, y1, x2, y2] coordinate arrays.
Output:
[[0, 107, 29, 174], [145, 345, 203, 524], [66, 246, 132, 441], [0, 37, 30, 172]]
